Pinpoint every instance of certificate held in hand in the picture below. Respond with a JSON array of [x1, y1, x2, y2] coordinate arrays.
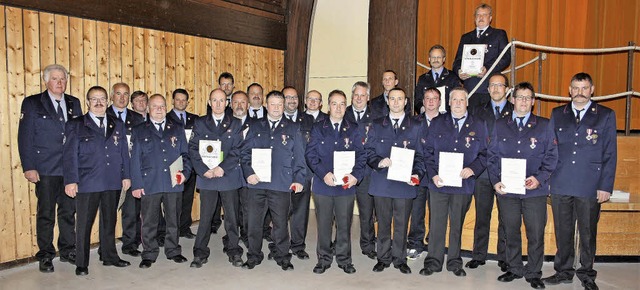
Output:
[[461, 44, 486, 75], [199, 140, 223, 169], [251, 148, 272, 183], [334, 151, 355, 185], [438, 152, 463, 187], [387, 146, 414, 182], [170, 156, 183, 187], [501, 158, 527, 194]]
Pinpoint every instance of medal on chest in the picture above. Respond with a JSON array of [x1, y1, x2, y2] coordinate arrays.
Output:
[[530, 137, 537, 149], [282, 134, 288, 146], [344, 137, 350, 149], [170, 136, 177, 148], [465, 137, 471, 148], [113, 135, 119, 146]]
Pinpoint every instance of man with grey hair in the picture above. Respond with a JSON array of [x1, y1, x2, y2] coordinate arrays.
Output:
[[18, 64, 82, 273]]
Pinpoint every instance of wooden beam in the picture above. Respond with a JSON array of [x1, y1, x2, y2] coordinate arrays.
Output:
[[367, 0, 418, 111], [1, 0, 287, 50], [284, 0, 314, 104]]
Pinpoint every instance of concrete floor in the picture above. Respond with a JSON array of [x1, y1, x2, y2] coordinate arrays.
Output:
[[1, 211, 639, 290]]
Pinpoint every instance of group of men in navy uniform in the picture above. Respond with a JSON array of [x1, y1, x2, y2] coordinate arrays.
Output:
[[20, 29, 615, 289]]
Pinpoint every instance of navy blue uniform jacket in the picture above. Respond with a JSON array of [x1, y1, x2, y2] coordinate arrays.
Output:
[[130, 118, 192, 195], [189, 114, 244, 192], [305, 118, 366, 196], [487, 114, 558, 198], [106, 106, 145, 135], [453, 26, 511, 93], [414, 68, 461, 114], [424, 113, 488, 194], [240, 117, 306, 192], [63, 114, 130, 193], [413, 112, 442, 187], [18, 91, 82, 176], [550, 103, 617, 197], [365, 116, 425, 199]]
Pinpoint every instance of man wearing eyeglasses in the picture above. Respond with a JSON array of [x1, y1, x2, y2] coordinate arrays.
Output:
[[453, 3, 510, 109], [487, 82, 557, 289], [305, 90, 328, 123], [415, 45, 461, 114], [466, 73, 512, 272], [18, 64, 82, 273]]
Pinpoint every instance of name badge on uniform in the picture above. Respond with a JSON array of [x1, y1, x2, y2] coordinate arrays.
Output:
[[282, 134, 288, 146], [530, 137, 537, 149], [465, 137, 471, 148]]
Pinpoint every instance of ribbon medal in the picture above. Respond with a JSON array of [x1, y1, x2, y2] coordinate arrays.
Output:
[[587, 129, 598, 144], [170, 136, 177, 148], [403, 140, 409, 148], [465, 137, 471, 148], [113, 135, 119, 146], [530, 137, 537, 149], [282, 134, 288, 146], [344, 137, 350, 149]]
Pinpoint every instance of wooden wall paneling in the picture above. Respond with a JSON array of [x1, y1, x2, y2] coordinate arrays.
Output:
[[38, 12, 55, 69], [108, 24, 122, 86], [96, 21, 109, 90], [121, 25, 133, 87], [53, 14, 69, 72], [83, 19, 98, 93], [164, 32, 176, 101], [144, 29, 157, 97], [156, 31, 166, 105], [6, 6, 32, 260], [211, 39, 219, 90], [0, 7, 18, 263], [68, 17, 84, 111], [194, 37, 211, 116], [174, 33, 186, 100], [132, 27, 145, 95], [183, 35, 195, 113]]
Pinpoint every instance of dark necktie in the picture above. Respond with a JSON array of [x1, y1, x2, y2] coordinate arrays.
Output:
[[96, 116, 104, 128], [434, 72, 440, 82], [155, 121, 164, 134], [355, 110, 363, 122], [453, 116, 466, 132], [287, 114, 294, 121], [215, 119, 221, 127], [494, 106, 501, 119], [334, 122, 340, 133], [253, 109, 259, 118], [55, 100, 65, 122], [117, 111, 123, 121], [392, 118, 399, 133], [270, 120, 278, 131], [477, 29, 484, 38], [575, 108, 584, 123], [517, 116, 525, 128], [180, 113, 185, 125]]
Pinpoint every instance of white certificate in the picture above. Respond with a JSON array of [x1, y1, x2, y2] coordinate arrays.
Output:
[[185, 129, 192, 141], [387, 146, 415, 182], [501, 158, 527, 195], [461, 44, 487, 75], [170, 156, 184, 187], [437, 86, 447, 112], [251, 148, 272, 183], [334, 151, 355, 185], [438, 152, 464, 187], [199, 140, 223, 169], [126, 134, 133, 156]]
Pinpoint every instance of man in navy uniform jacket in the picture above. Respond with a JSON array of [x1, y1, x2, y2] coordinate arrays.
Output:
[[487, 82, 558, 289], [420, 87, 488, 278], [414, 45, 461, 114], [63, 86, 132, 275], [18, 64, 81, 273], [130, 94, 191, 269], [370, 70, 412, 118], [344, 81, 378, 260], [240, 90, 306, 271], [305, 90, 367, 275], [453, 3, 510, 109], [542, 73, 617, 290], [365, 88, 425, 274]]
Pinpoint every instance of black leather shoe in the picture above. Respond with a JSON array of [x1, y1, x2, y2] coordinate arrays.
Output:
[[75, 267, 88, 276], [157, 238, 165, 247], [39, 258, 54, 273], [498, 272, 523, 282], [465, 259, 485, 269], [103, 259, 131, 267], [264, 235, 273, 243], [229, 255, 244, 267], [122, 249, 141, 257], [278, 261, 294, 271], [372, 262, 389, 272], [169, 255, 187, 263], [451, 268, 467, 277], [394, 263, 412, 274], [498, 260, 508, 272], [190, 257, 208, 268], [527, 278, 545, 289], [139, 260, 154, 269], [179, 231, 196, 239], [313, 264, 330, 274], [419, 267, 434, 276], [242, 260, 258, 270], [293, 250, 310, 260], [581, 278, 599, 290], [267, 252, 274, 260], [542, 274, 573, 285], [362, 251, 377, 260], [60, 253, 76, 264], [338, 263, 356, 274]]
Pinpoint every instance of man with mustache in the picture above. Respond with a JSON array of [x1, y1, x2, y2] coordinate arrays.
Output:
[[414, 45, 461, 114], [543, 73, 617, 290], [248, 83, 267, 120]]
